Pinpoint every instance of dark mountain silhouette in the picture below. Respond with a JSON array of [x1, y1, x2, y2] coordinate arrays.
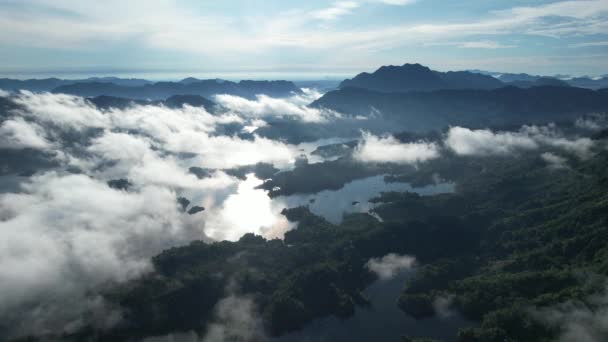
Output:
[[495, 72, 539, 83], [312, 86, 608, 131], [52, 79, 302, 100], [82, 77, 152, 87], [86, 95, 153, 110], [339, 63, 503, 92], [1, 77, 302, 100], [470, 70, 608, 89], [295, 80, 341, 92], [0, 78, 67, 92], [506, 77, 570, 88], [164, 95, 217, 112], [85, 94, 217, 112], [568, 76, 608, 90], [179, 77, 203, 84], [0, 77, 152, 92], [439, 70, 504, 89]]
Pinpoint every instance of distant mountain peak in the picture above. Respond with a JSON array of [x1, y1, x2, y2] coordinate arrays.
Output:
[[179, 77, 201, 84], [340, 63, 502, 92]]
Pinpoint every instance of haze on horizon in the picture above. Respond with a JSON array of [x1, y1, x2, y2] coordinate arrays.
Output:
[[1, 0, 608, 79]]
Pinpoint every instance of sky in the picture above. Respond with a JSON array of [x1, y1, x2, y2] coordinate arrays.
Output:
[[0, 0, 607, 79]]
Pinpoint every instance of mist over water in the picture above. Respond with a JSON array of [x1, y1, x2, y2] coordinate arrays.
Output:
[[274, 270, 471, 342]]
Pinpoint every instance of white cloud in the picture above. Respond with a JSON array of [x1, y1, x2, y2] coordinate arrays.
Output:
[[311, 1, 360, 21], [445, 126, 538, 156], [10, 91, 301, 170], [533, 287, 608, 342], [0, 91, 312, 338], [375, 0, 416, 5], [0, 118, 52, 150], [570, 41, 608, 48], [0, 173, 202, 337], [0, 90, 342, 338], [354, 132, 440, 164], [445, 125, 596, 159], [0, 89, 10, 97], [86, 131, 238, 189], [444, 124, 594, 159], [576, 114, 607, 131], [522, 125, 595, 159], [366, 253, 416, 280], [433, 295, 456, 319], [242, 119, 268, 134], [1, 91, 310, 246], [1, 0, 606, 62], [141, 295, 264, 342], [458, 40, 515, 49], [214, 89, 335, 123], [202, 296, 264, 342], [188, 135, 300, 170], [14, 91, 108, 130], [541, 152, 568, 170]]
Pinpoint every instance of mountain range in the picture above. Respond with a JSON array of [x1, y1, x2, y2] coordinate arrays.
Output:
[[0, 76, 153, 92], [2, 65, 607, 101], [469, 69, 608, 89], [313, 85, 608, 131], [86, 94, 217, 112], [340, 64, 608, 92], [52, 79, 301, 100], [0, 78, 302, 100], [339, 63, 504, 92]]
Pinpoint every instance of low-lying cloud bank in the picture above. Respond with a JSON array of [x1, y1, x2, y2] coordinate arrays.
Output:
[[0, 90, 329, 338], [533, 286, 608, 342], [445, 126, 538, 156], [445, 125, 595, 159], [366, 253, 416, 279], [354, 132, 440, 164], [0, 117, 51, 149], [215, 88, 338, 123], [0, 173, 202, 337], [576, 113, 608, 131], [10, 91, 302, 169], [354, 123, 599, 167], [541, 152, 569, 170]]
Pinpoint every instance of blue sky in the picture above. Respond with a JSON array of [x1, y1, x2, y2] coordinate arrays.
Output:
[[0, 0, 607, 79]]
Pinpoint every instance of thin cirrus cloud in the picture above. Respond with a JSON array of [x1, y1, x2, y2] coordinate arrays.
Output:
[[311, 1, 360, 21], [0, 0, 607, 73], [376, 0, 417, 5], [569, 41, 608, 48], [457, 40, 516, 49]]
